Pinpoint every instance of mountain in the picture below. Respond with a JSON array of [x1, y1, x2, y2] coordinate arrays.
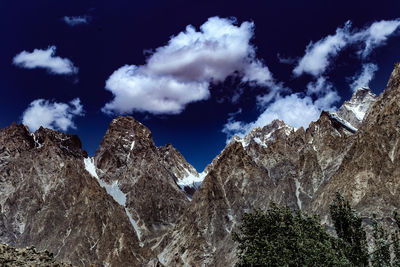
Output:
[[336, 87, 377, 129], [153, 100, 363, 266], [0, 125, 145, 266], [1, 64, 399, 266], [157, 143, 205, 197], [152, 78, 390, 266], [311, 64, 400, 222]]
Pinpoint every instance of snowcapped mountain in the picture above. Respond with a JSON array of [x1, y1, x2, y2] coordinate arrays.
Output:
[[157, 143, 206, 197], [336, 87, 377, 129], [1, 64, 400, 266]]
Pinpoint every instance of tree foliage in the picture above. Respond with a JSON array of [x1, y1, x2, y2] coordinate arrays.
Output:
[[329, 192, 368, 266], [233, 193, 400, 266], [232, 203, 350, 266]]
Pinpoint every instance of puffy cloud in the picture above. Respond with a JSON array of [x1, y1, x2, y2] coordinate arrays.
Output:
[[350, 63, 378, 91], [63, 15, 91, 26], [22, 98, 84, 132], [293, 19, 400, 77], [13, 46, 78, 75], [102, 16, 276, 115]]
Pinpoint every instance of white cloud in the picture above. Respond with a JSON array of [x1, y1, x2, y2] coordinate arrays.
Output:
[[22, 98, 84, 132], [306, 76, 331, 95], [293, 22, 351, 77], [224, 77, 340, 141], [350, 63, 378, 91], [293, 19, 400, 77], [352, 20, 400, 58], [63, 16, 90, 26], [223, 94, 323, 140], [223, 19, 399, 142], [13, 46, 78, 75], [102, 16, 276, 115]]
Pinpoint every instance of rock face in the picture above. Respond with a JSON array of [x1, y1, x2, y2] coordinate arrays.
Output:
[[154, 107, 360, 266], [0, 125, 144, 266], [157, 143, 204, 197], [152, 65, 400, 266], [311, 63, 400, 222], [0, 243, 74, 267], [93, 116, 191, 247], [337, 87, 377, 129]]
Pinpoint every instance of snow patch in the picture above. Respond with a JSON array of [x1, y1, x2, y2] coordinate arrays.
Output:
[[344, 103, 366, 121], [295, 179, 302, 209], [253, 137, 267, 148], [328, 112, 358, 132], [84, 157, 142, 241], [177, 170, 205, 192], [389, 138, 399, 163], [125, 208, 142, 242], [130, 140, 135, 150], [31, 133, 42, 148], [84, 157, 99, 179]]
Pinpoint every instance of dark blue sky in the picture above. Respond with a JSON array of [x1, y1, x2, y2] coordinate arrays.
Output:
[[1, 0, 400, 171]]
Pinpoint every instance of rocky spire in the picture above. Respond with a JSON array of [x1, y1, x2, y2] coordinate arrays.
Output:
[[337, 87, 377, 129]]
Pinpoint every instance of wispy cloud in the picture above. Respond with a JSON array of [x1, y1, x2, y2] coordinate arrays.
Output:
[[353, 20, 400, 58], [63, 15, 91, 26], [22, 98, 84, 132], [102, 16, 277, 115], [293, 19, 400, 77], [13, 46, 78, 75], [277, 53, 296, 64], [350, 63, 378, 91], [293, 22, 351, 77]]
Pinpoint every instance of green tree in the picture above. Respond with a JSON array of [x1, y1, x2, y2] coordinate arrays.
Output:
[[370, 214, 391, 266], [392, 211, 400, 266], [329, 192, 369, 266], [232, 203, 350, 267]]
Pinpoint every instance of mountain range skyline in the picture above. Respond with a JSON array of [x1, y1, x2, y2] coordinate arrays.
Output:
[[1, 0, 400, 171]]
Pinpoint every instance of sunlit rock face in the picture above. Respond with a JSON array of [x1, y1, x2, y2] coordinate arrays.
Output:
[[152, 65, 400, 266], [337, 87, 377, 129], [311, 63, 400, 223], [93, 116, 194, 253], [2, 64, 400, 267], [0, 124, 143, 267]]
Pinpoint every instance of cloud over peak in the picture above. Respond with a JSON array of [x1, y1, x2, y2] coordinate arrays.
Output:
[[102, 16, 276, 115], [22, 98, 84, 132], [13, 46, 78, 75], [350, 63, 378, 91]]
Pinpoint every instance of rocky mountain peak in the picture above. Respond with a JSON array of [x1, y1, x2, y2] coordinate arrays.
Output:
[[33, 127, 87, 158], [337, 87, 377, 129], [0, 122, 35, 153], [94, 115, 190, 246], [237, 119, 294, 148], [386, 62, 400, 90], [94, 116, 155, 180], [157, 143, 203, 197]]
